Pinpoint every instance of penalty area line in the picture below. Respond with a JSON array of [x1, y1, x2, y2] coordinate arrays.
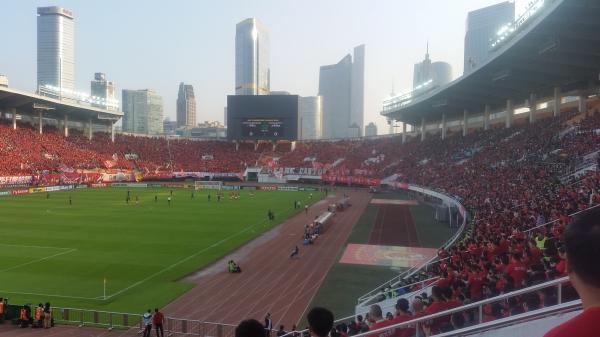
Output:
[[0, 249, 77, 273], [0, 243, 75, 250]]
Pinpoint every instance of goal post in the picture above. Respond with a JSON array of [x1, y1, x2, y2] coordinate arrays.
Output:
[[194, 181, 223, 190]]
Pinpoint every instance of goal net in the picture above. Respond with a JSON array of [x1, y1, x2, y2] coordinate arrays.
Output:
[[194, 180, 223, 190]]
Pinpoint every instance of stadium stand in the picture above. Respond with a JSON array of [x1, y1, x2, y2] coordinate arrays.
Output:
[[1, 107, 599, 336]]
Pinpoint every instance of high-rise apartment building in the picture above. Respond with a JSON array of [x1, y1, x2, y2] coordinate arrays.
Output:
[[318, 45, 365, 139], [122, 89, 163, 135], [91, 73, 118, 111], [235, 18, 270, 95], [37, 6, 75, 96], [464, 2, 515, 74], [176, 83, 197, 128]]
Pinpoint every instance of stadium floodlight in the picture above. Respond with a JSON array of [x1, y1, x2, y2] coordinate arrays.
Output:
[[490, 0, 546, 50], [32, 103, 55, 111], [39, 84, 120, 109]]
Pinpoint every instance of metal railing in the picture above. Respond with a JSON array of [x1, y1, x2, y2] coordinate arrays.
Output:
[[355, 276, 574, 337], [356, 276, 440, 308], [54, 307, 143, 330], [433, 300, 581, 337], [282, 276, 578, 337], [52, 307, 250, 337]]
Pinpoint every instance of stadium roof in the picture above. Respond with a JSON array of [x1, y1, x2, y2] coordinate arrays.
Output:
[[0, 86, 122, 122], [383, 0, 600, 125]]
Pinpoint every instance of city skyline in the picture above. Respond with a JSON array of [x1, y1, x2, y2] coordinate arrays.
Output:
[[1, 0, 529, 134]]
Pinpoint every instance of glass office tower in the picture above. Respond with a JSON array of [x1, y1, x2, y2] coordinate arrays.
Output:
[[37, 6, 75, 96], [235, 18, 270, 95]]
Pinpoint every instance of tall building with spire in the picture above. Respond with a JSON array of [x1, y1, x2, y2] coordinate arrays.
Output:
[[235, 18, 270, 95], [176, 83, 197, 128], [413, 44, 452, 89]]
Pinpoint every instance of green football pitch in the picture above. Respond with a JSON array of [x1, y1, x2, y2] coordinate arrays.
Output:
[[0, 187, 322, 313]]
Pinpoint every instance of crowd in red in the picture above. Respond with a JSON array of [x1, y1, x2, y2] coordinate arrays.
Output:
[[338, 112, 600, 336]]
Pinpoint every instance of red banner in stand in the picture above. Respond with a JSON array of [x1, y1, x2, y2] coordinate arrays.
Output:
[[321, 175, 380, 187]]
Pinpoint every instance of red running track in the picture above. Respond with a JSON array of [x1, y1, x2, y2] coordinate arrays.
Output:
[[368, 205, 420, 247], [162, 190, 372, 329]]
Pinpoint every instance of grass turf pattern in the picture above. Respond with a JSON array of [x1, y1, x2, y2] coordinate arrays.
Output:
[[0, 187, 320, 313]]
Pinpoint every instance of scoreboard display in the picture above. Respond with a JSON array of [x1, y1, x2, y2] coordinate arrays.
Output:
[[241, 119, 285, 138], [227, 95, 299, 140]]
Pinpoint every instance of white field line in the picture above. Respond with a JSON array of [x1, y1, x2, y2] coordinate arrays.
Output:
[[0, 243, 74, 250], [0, 248, 77, 273], [105, 198, 310, 300], [0, 289, 101, 301], [0, 248, 99, 300]]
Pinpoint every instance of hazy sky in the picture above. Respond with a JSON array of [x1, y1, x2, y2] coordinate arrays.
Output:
[[1, 0, 527, 133]]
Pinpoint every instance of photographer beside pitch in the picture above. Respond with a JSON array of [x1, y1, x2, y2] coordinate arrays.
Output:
[[543, 207, 600, 337]]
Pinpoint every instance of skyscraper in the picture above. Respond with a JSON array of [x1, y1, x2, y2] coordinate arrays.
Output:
[[122, 89, 164, 135], [413, 47, 452, 89], [37, 6, 75, 96], [91, 73, 118, 111], [299, 96, 322, 140], [318, 45, 365, 139], [464, 2, 515, 74], [176, 83, 197, 128], [235, 18, 270, 95], [365, 122, 378, 137]]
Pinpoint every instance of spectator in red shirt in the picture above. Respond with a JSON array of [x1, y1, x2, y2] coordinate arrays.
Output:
[[367, 305, 394, 337], [544, 207, 600, 337], [506, 253, 527, 288], [467, 266, 485, 301], [391, 299, 414, 337], [555, 246, 567, 277], [153, 308, 164, 337], [422, 286, 450, 334]]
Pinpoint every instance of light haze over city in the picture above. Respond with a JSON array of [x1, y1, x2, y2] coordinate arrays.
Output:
[[1, 0, 528, 133]]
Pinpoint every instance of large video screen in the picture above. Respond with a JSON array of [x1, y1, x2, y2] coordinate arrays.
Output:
[[227, 95, 299, 140]]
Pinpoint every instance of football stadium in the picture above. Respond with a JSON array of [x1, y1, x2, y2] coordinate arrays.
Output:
[[0, 0, 599, 336]]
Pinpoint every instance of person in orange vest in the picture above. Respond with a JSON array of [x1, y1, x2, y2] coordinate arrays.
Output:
[[34, 303, 44, 328], [18, 305, 29, 328], [0, 297, 5, 322]]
